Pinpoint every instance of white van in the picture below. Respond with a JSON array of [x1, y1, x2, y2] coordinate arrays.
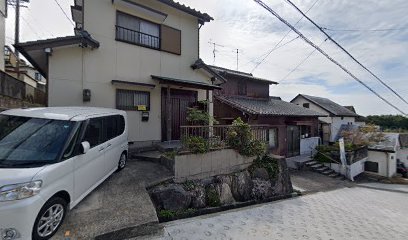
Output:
[[0, 107, 128, 240]]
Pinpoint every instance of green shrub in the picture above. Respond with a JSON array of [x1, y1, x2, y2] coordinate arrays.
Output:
[[227, 118, 267, 157], [183, 136, 209, 154], [206, 186, 221, 207], [252, 155, 279, 179], [158, 210, 176, 218]]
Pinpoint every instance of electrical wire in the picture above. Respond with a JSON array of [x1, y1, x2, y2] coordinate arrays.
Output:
[[250, 0, 320, 73], [322, 26, 408, 32], [284, 0, 408, 106], [253, 0, 407, 115], [53, 0, 75, 27]]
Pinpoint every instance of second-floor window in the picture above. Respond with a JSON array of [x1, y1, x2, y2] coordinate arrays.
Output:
[[116, 11, 160, 49], [35, 72, 42, 81]]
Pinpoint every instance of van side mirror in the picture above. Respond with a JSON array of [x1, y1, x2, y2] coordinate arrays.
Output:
[[80, 141, 91, 154]]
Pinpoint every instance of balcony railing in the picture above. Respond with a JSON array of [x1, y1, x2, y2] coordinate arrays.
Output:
[[180, 125, 270, 150], [115, 25, 160, 49], [0, 70, 46, 105]]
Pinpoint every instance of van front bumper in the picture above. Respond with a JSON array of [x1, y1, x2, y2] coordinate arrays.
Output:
[[0, 195, 45, 240]]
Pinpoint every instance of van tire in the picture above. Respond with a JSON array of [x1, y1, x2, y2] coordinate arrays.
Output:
[[32, 197, 67, 240], [117, 152, 127, 172]]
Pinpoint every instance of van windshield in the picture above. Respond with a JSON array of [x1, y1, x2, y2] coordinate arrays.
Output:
[[0, 115, 75, 168]]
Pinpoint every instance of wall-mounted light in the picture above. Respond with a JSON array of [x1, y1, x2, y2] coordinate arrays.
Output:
[[44, 48, 53, 55]]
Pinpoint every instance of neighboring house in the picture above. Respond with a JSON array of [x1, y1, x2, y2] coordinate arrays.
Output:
[[344, 105, 367, 126], [207, 66, 326, 158], [4, 46, 47, 90], [15, 0, 224, 146], [0, 0, 6, 71], [291, 94, 359, 144]]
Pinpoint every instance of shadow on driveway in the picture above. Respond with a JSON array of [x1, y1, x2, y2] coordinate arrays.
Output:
[[52, 161, 172, 240]]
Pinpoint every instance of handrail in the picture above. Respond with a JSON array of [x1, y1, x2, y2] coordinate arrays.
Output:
[[115, 25, 161, 39], [314, 148, 342, 165]]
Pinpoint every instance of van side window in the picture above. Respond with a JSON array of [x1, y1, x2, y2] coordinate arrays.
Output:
[[63, 125, 81, 159], [105, 115, 125, 141], [83, 118, 103, 148]]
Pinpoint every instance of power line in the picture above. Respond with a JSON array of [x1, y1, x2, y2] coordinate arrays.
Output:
[[253, 0, 407, 115], [322, 26, 408, 32], [53, 0, 75, 27], [284, 0, 408, 106], [280, 39, 327, 83], [251, 0, 320, 73]]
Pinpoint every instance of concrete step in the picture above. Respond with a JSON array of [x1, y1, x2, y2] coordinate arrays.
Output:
[[328, 173, 340, 178], [310, 163, 323, 169], [131, 151, 162, 162], [322, 169, 335, 175], [315, 167, 330, 173], [305, 161, 318, 167]]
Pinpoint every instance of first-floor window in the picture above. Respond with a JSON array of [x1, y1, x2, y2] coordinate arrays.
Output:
[[116, 89, 150, 111], [268, 128, 278, 148]]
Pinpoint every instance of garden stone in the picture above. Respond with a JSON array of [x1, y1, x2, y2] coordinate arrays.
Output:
[[252, 179, 273, 200], [251, 167, 270, 180], [189, 183, 206, 209], [150, 184, 191, 211], [273, 159, 293, 195], [215, 175, 233, 186], [206, 184, 221, 207], [216, 182, 235, 205], [231, 170, 253, 202]]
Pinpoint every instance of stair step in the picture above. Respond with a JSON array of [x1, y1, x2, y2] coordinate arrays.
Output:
[[310, 164, 323, 169], [328, 173, 340, 178], [322, 170, 335, 175], [316, 167, 329, 172], [305, 161, 318, 166]]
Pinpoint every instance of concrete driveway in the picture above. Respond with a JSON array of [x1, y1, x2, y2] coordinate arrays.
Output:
[[52, 160, 172, 240]]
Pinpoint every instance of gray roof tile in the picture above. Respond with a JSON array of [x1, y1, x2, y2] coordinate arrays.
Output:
[[216, 96, 327, 117], [296, 94, 359, 117]]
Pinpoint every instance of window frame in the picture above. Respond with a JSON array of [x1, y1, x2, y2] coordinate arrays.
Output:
[[116, 89, 151, 111], [115, 11, 161, 50], [268, 127, 279, 149]]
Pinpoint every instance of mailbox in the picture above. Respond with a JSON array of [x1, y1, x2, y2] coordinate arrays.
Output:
[[142, 111, 149, 122]]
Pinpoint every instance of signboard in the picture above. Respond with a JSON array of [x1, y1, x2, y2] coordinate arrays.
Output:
[[339, 138, 352, 180], [137, 105, 147, 111]]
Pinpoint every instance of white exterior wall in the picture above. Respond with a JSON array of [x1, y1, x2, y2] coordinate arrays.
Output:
[[0, 0, 6, 71], [48, 0, 212, 143], [367, 150, 397, 178], [292, 97, 355, 142], [330, 117, 355, 142]]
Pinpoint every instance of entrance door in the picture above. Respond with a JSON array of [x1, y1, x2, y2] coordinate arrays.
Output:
[[287, 125, 300, 157], [161, 88, 197, 141]]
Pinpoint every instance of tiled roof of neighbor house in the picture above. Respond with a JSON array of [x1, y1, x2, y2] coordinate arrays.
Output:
[[294, 94, 359, 117], [209, 65, 278, 84], [369, 133, 400, 152], [215, 95, 327, 117], [157, 0, 213, 23], [191, 59, 227, 84], [344, 105, 367, 122]]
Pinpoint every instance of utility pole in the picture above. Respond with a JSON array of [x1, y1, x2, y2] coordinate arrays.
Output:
[[235, 49, 239, 70], [14, 0, 20, 80]]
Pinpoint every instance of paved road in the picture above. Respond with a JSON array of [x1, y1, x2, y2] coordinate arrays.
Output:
[[144, 187, 408, 240]]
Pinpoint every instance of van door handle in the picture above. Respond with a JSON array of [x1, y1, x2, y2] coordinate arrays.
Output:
[[99, 146, 105, 152], [106, 143, 112, 148]]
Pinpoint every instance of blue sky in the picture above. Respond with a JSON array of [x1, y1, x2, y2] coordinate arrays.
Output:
[[5, 0, 408, 116]]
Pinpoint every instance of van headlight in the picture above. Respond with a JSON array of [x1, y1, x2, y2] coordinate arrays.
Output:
[[0, 181, 42, 202]]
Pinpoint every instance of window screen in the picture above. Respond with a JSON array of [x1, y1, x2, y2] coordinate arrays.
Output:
[[116, 89, 150, 111]]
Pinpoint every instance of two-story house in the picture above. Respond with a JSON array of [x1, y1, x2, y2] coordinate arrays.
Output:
[[15, 0, 224, 147], [204, 66, 325, 158], [291, 94, 360, 144]]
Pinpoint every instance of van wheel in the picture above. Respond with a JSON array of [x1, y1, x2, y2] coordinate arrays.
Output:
[[32, 197, 67, 240], [117, 152, 127, 172]]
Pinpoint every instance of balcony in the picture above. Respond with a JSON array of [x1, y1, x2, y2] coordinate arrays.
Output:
[[115, 25, 160, 50]]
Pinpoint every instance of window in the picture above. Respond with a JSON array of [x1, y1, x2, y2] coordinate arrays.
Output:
[[116, 11, 160, 49], [116, 89, 150, 111], [301, 125, 312, 138], [268, 128, 278, 149], [63, 125, 82, 160], [35, 72, 42, 81], [83, 118, 104, 148], [303, 103, 310, 108], [238, 80, 247, 95], [105, 115, 125, 140], [365, 161, 379, 173]]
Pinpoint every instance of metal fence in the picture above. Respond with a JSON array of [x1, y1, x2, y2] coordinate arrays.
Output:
[[180, 125, 269, 149], [0, 70, 46, 105]]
